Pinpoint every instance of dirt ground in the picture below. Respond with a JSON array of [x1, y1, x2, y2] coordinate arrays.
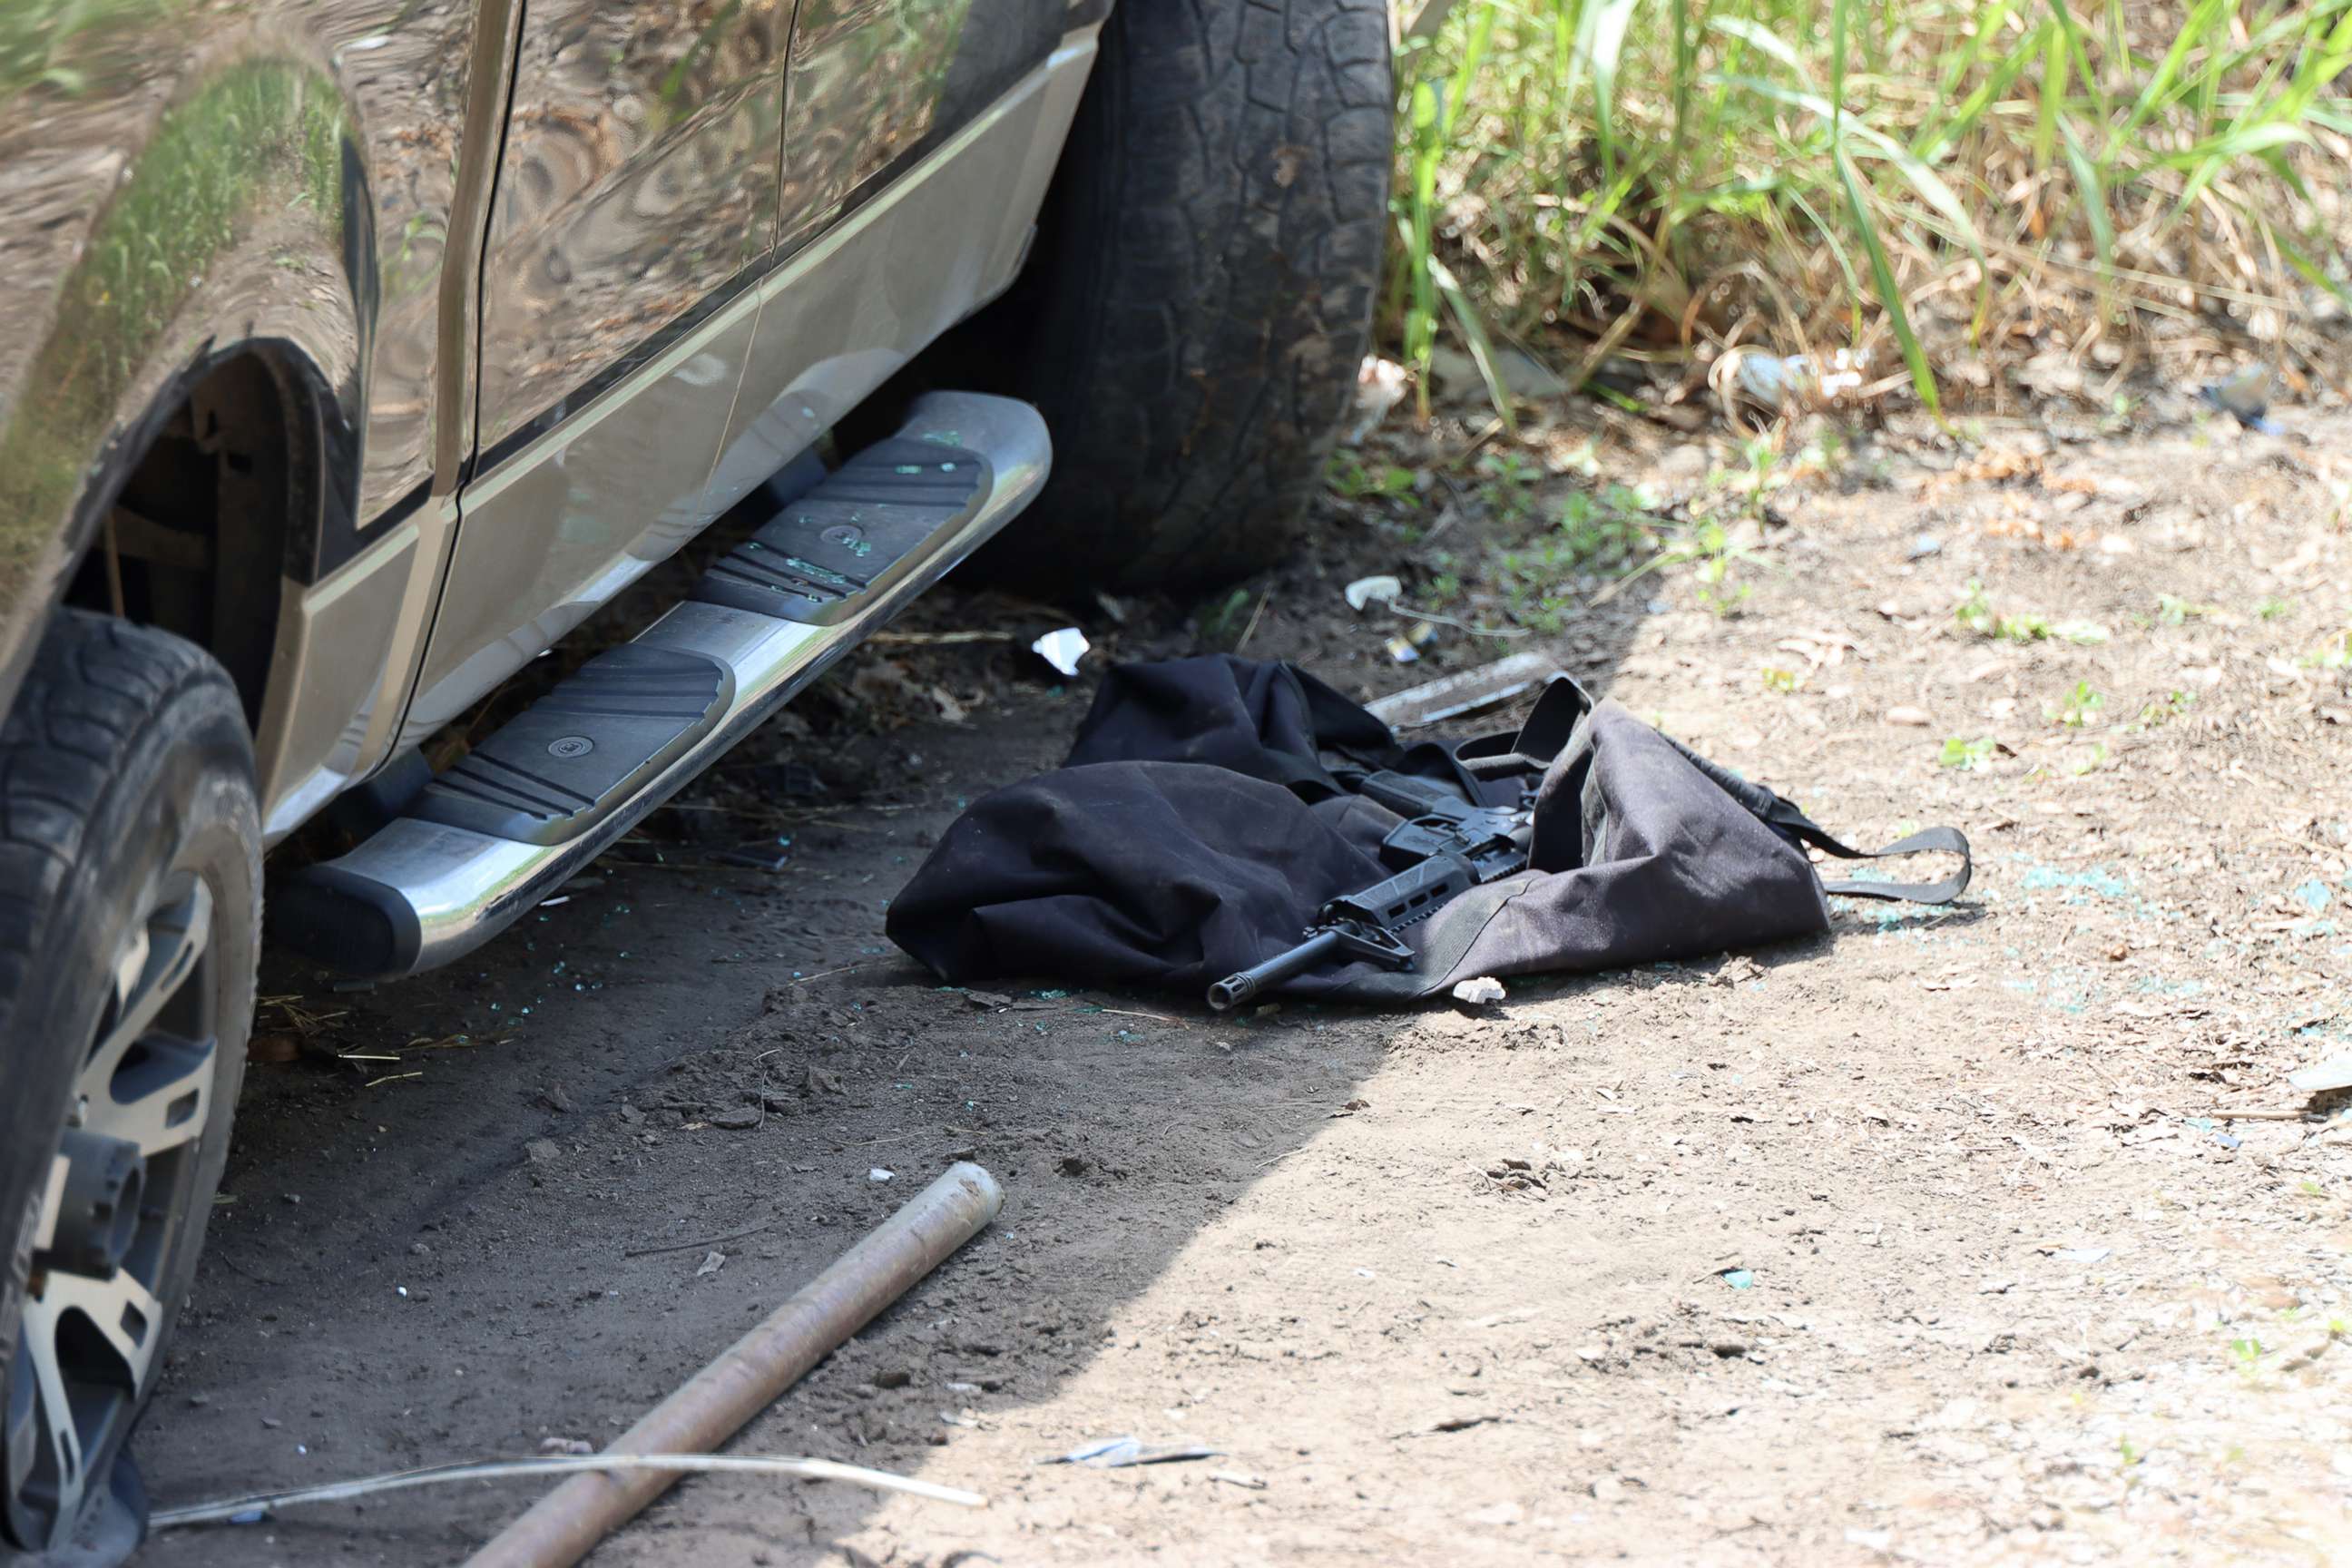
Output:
[[134, 395, 2352, 1565]]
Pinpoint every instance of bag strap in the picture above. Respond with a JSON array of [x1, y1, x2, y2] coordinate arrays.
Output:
[[1771, 816, 1973, 905], [1661, 732, 1971, 905]]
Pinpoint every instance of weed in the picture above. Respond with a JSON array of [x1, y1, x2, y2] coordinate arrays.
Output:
[[2156, 593, 2216, 626], [1940, 736, 1995, 771], [1655, 516, 1758, 617], [1956, 582, 2104, 645], [1558, 488, 1660, 569], [2257, 595, 2291, 622], [1328, 454, 1420, 505], [2229, 1335, 2265, 1371], [2052, 682, 2103, 728], [1691, 552, 1752, 617], [1475, 451, 1541, 524], [1195, 587, 1253, 648], [2135, 691, 2197, 730], [1955, 579, 1994, 637], [1761, 667, 1801, 695], [2066, 743, 2107, 776]]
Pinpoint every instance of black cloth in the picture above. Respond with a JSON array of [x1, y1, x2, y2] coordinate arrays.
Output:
[[885, 657, 1968, 1003]]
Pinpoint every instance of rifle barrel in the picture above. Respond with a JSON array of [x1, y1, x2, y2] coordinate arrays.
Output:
[[1207, 929, 1345, 1012]]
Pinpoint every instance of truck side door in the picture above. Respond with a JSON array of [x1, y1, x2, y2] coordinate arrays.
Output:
[[403, 0, 790, 736]]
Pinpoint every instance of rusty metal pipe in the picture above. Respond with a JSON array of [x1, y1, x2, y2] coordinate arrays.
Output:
[[464, 1161, 1004, 1568]]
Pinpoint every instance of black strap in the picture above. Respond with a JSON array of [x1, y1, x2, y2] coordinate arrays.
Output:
[[1777, 818, 1973, 905]]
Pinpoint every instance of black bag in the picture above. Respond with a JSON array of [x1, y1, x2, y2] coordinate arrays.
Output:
[[885, 656, 1967, 1003]]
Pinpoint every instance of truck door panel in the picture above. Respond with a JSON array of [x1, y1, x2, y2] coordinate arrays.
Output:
[[710, 4, 1100, 541], [407, 0, 789, 734], [775, 0, 1086, 248]]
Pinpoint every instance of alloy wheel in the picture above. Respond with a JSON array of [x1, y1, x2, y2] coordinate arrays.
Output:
[[3, 876, 218, 1552]]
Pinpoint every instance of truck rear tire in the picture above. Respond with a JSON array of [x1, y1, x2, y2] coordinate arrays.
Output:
[[0, 611, 260, 1562], [975, 0, 1392, 593]]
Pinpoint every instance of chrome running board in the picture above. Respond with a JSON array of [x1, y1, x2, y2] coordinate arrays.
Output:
[[271, 393, 1048, 976]]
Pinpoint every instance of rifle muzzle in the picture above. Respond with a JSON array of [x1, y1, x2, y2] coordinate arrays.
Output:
[[1206, 929, 1345, 1011]]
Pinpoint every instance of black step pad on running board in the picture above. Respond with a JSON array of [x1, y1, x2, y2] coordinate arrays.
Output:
[[692, 437, 992, 624], [409, 644, 733, 845]]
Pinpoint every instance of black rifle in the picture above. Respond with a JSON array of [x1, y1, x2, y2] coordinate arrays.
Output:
[[1206, 771, 1533, 1011]]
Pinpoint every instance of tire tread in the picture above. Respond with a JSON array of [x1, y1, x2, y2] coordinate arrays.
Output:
[[988, 0, 1391, 592], [0, 611, 225, 1039]]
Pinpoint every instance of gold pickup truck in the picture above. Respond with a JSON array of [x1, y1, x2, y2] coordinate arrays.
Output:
[[0, 2, 1389, 1553]]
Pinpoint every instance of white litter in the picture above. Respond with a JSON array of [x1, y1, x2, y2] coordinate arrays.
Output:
[[1031, 627, 1088, 678], [2288, 1054, 2352, 1093]]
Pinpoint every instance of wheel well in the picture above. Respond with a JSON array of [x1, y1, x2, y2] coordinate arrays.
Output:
[[62, 353, 302, 726]]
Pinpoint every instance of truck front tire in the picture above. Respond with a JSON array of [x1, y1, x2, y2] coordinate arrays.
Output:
[[0, 611, 260, 1562]]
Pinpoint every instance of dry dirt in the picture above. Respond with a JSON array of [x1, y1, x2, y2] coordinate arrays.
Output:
[[134, 397, 2352, 1566]]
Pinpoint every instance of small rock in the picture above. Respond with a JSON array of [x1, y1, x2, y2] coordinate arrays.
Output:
[[803, 1064, 844, 1096], [1886, 705, 1932, 727], [540, 1083, 576, 1114], [1055, 1155, 1088, 1177], [524, 1138, 562, 1165], [707, 1107, 763, 1131], [694, 1250, 727, 1278], [538, 1436, 593, 1455], [617, 1102, 644, 1126], [873, 1367, 914, 1390], [1708, 1338, 1749, 1359], [1591, 1475, 1627, 1503], [867, 1167, 895, 1182]]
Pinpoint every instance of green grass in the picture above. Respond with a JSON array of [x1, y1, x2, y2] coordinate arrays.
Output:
[[1387, 0, 2352, 418]]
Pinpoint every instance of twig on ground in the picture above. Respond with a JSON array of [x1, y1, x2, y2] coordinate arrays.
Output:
[[1092, 1005, 1187, 1026], [1234, 590, 1271, 653], [622, 1221, 776, 1259]]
